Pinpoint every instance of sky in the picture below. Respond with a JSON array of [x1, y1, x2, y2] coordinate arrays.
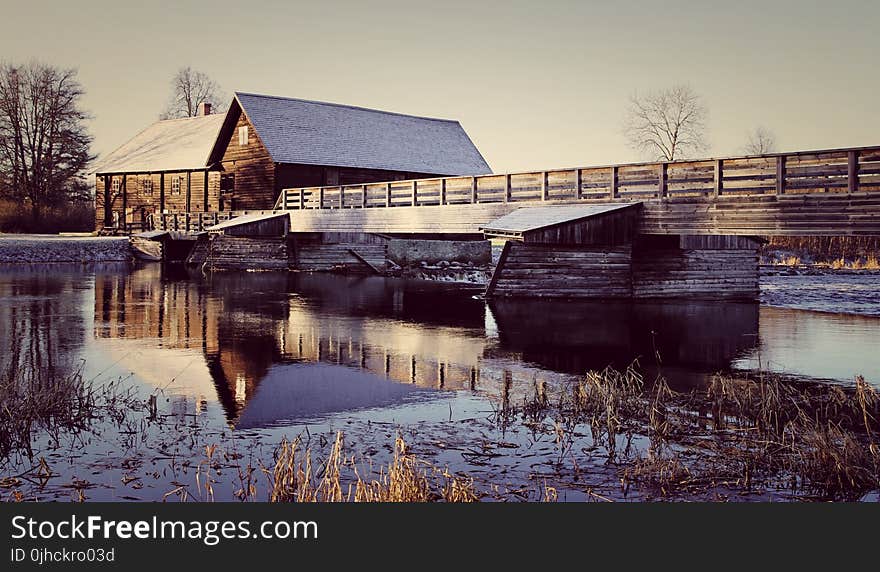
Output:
[[1, 0, 878, 173]]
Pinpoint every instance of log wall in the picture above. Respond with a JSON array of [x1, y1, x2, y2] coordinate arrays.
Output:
[[205, 236, 288, 271], [631, 234, 759, 300], [487, 235, 759, 300], [217, 112, 276, 211], [487, 243, 633, 298], [291, 232, 388, 273]]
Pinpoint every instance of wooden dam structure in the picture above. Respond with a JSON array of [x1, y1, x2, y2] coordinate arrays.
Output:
[[95, 91, 880, 301], [192, 144, 879, 300]]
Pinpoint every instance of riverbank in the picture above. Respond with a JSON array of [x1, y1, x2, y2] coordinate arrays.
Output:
[[0, 234, 130, 264]]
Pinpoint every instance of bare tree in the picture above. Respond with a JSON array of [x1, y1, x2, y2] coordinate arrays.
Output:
[[0, 61, 93, 224], [160, 67, 227, 119], [743, 126, 777, 155], [623, 84, 709, 161]]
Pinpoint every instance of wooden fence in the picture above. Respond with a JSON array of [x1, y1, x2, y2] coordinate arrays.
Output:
[[152, 211, 259, 233], [275, 146, 880, 211]]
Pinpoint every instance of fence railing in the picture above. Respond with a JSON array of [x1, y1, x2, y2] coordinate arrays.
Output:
[[275, 146, 880, 211], [152, 211, 242, 233]]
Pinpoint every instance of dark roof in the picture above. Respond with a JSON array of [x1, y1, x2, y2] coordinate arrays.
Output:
[[93, 114, 225, 174], [208, 92, 492, 176]]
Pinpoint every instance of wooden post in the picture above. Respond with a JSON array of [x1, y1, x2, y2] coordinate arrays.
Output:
[[186, 171, 192, 213], [610, 166, 619, 199], [848, 150, 859, 193], [471, 177, 478, 203], [775, 156, 786, 195], [439, 178, 447, 205], [385, 182, 392, 207], [159, 172, 165, 214], [318, 186, 325, 209], [361, 184, 367, 208], [299, 189, 304, 210], [411, 180, 418, 206], [541, 172, 549, 201], [339, 186, 344, 209], [658, 163, 668, 198], [103, 175, 113, 226], [121, 174, 127, 231], [504, 174, 511, 203], [713, 160, 723, 197], [575, 169, 582, 200], [203, 170, 209, 212]]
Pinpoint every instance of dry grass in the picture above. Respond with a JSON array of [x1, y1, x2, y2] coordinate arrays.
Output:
[[0, 361, 136, 462], [262, 432, 478, 503], [497, 363, 879, 501], [775, 255, 802, 266]]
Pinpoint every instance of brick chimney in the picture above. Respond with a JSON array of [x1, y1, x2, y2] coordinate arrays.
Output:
[[197, 102, 212, 116]]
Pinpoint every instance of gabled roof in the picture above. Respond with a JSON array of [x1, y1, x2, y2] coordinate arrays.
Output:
[[93, 114, 225, 174], [481, 204, 639, 237], [208, 92, 492, 176]]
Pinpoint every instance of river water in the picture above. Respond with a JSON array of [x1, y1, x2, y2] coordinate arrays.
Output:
[[0, 263, 877, 501]]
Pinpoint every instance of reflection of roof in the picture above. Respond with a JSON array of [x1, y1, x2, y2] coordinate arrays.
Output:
[[234, 362, 427, 429], [215, 92, 492, 176], [93, 114, 225, 174], [481, 204, 638, 235]]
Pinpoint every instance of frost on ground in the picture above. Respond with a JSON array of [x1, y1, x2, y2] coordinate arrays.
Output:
[[0, 235, 131, 263]]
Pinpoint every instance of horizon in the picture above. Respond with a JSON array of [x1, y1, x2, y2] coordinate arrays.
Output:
[[1, 0, 878, 174]]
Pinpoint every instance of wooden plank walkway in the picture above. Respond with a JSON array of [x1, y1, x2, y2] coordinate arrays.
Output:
[[275, 145, 880, 236]]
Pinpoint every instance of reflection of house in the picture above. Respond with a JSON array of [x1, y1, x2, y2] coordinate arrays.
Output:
[[93, 93, 491, 231], [93, 268, 759, 427]]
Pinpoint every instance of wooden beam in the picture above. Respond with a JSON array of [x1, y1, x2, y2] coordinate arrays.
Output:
[[339, 186, 344, 209], [848, 150, 859, 193], [347, 248, 382, 274], [159, 172, 165, 214], [318, 186, 325, 209], [440, 178, 447, 205], [385, 182, 391, 207], [121, 174, 127, 230], [203, 171, 209, 212], [361, 184, 367, 208], [504, 174, 511, 203], [186, 171, 192, 213], [103, 175, 113, 226], [575, 169, 582, 200], [658, 163, 668, 198], [541, 172, 548, 201], [412, 180, 418, 206], [471, 177, 478, 203], [485, 240, 512, 297], [610, 166, 619, 199], [775, 156, 786, 195], [713, 160, 723, 197]]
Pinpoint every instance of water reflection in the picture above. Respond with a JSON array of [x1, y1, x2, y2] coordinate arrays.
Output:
[[733, 306, 880, 383], [90, 264, 767, 427], [0, 266, 89, 382]]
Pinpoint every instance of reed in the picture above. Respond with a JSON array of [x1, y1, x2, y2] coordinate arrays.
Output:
[[265, 431, 478, 503]]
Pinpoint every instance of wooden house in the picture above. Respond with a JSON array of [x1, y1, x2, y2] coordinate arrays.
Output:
[[94, 94, 491, 232]]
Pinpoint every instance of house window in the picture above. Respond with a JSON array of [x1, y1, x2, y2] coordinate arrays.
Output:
[[171, 176, 181, 195], [111, 178, 121, 194], [141, 178, 153, 196], [238, 125, 248, 146]]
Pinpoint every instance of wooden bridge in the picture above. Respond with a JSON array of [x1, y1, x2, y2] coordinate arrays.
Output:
[[273, 145, 880, 236]]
